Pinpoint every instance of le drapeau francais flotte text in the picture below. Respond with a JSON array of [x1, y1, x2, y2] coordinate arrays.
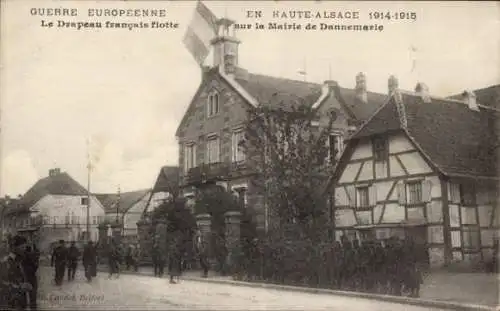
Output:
[[32, 7, 178, 30]]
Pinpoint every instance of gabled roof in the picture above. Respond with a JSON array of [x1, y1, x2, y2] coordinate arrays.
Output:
[[152, 166, 179, 193], [175, 66, 387, 136], [13, 171, 88, 213], [95, 189, 150, 214], [350, 91, 499, 179], [234, 70, 387, 118], [448, 84, 500, 110]]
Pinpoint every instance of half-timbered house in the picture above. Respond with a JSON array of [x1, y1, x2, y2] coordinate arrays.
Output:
[[331, 82, 499, 268]]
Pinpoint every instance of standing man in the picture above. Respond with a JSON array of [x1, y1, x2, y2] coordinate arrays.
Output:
[[22, 242, 40, 310], [82, 241, 97, 282], [51, 240, 68, 286], [0, 235, 33, 310], [67, 241, 79, 282]]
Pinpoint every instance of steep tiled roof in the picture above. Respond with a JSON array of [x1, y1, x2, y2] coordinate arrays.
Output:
[[448, 84, 500, 110], [351, 92, 499, 178], [12, 172, 88, 213], [235, 70, 387, 120], [95, 189, 150, 214], [152, 166, 179, 193]]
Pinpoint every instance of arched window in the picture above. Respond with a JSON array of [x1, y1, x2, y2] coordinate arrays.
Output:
[[207, 91, 220, 117]]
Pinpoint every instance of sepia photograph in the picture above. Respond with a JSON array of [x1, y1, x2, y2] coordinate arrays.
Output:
[[0, 0, 499, 310]]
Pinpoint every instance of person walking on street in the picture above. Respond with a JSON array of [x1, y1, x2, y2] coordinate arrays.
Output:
[[108, 240, 121, 279], [82, 241, 97, 282], [168, 238, 182, 284], [67, 241, 79, 282], [51, 240, 68, 286], [22, 243, 40, 310], [0, 235, 33, 311]]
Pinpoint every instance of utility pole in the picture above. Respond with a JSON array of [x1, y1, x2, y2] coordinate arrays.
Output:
[[86, 139, 92, 242]]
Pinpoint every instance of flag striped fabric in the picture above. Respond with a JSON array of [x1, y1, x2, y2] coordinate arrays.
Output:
[[183, 1, 218, 66]]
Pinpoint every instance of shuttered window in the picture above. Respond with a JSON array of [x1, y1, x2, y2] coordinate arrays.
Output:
[[357, 186, 370, 210], [206, 136, 220, 164], [407, 181, 422, 204], [232, 130, 246, 163], [398, 180, 432, 206]]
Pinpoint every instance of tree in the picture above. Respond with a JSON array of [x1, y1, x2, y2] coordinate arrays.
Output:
[[242, 97, 337, 240]]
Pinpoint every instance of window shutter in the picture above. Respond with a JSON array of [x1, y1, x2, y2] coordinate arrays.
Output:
[[369, 185, 377, 207], [346, 186, 356, 208], [397, 182, 406, 206], [422, 180, 432, 203]]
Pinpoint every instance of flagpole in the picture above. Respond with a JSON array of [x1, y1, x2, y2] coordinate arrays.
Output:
[[86, 139, 91, 242]]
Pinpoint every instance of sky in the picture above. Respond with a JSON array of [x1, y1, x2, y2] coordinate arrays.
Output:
[[0, 1, 498, 197]]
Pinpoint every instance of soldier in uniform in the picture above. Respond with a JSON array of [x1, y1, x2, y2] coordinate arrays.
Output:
[[0, 235, 33, 310], [196, 232, 210, 278], [82, 240, 97, 282], [67, 241, 79, 282], [372, 240, 386, 294], [51, 240, 68, 286], [108, 240, 121, 279], [22, 243, 39, 310]]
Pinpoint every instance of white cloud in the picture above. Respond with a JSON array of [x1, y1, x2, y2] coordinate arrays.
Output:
[[1, 150, 39, 196]]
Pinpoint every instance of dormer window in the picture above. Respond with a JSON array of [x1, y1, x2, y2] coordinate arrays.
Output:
[[207, 91, 220, 117]]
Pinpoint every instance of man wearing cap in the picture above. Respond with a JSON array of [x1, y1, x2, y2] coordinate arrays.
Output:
[[51, 240, 68, 286], [0, 235, 33, 310]]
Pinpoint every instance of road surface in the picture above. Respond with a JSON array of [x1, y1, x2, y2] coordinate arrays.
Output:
[[37, 267, 448, 310]]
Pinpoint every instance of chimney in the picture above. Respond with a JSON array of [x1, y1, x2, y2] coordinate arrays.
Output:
[[355, 72, 367, 103], [462, 90, 479, 111], [201, 65, 211, 80], [49, 168, 61, 177], [388, 75, 399, 94], [415, 82, 431, 103]]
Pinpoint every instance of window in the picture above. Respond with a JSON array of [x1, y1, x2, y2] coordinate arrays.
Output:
[[206, 136, 220, 164], [398, 180, 432, 206], [207, 91, 220, 117], [184, 143, 196, 172], [407, 181, 423, 205], [233, 187, 248, 208], [327, 133, 343, 164], [356, 186, 370, 210], [81, 197, 88, 205], [460, 183, 476, 206], [462, 226, 480, 251], [71, 215, 77, 224], [232, 130, 246, 163], [65, 215, 70, 225], [53, 216, 58, 224], [372, 136, 388, 162], [92, 216, 97, 225]]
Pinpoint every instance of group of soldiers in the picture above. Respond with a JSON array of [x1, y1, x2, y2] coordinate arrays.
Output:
[[0, 235, 40, 310], [243, 236, 428, 298], [50, 239, 98, 285]]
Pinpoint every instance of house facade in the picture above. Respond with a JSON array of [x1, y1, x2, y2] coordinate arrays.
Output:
[[3, 168, 106, 251], [95, 189, 151, 237], [331, 83, 499, 268], [176, 18, 388, 232]]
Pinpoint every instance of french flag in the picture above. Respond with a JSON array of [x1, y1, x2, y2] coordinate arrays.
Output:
[[183, 1, 218, 66]]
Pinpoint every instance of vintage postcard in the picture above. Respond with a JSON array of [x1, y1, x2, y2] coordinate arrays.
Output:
[[0, 0, 498, 310]]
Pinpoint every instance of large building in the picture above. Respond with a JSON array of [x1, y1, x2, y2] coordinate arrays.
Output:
[[331, 84, 499, 268], [3, 168, 106, 251], [176, 19, 388, 231]]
